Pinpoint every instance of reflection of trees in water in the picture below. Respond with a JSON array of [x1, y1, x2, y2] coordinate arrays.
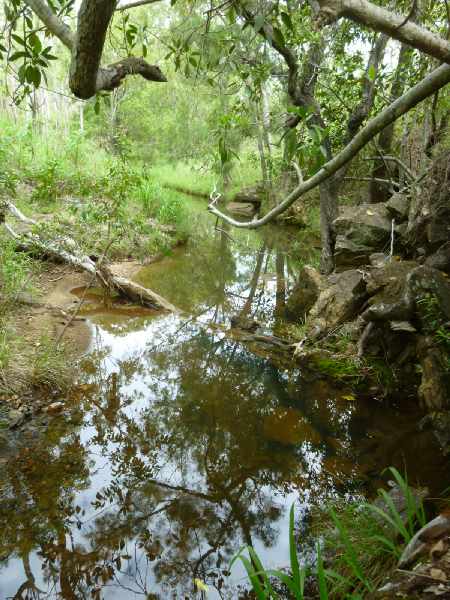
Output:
[[3, 227, 442, 598]]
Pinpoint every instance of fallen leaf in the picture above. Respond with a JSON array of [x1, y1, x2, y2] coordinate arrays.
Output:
[[194, 578, 209, 592]]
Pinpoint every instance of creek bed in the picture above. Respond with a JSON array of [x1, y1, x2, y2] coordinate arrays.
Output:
[[0, 206, 449, 599]]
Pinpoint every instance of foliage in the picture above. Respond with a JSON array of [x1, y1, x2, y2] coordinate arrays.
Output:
[[234, 469, 426, 599], [0, 237, 34, 309], [418, 293, 450, 367]]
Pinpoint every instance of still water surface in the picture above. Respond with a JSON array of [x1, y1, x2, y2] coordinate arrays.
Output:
[[1, 210, 448, 599]]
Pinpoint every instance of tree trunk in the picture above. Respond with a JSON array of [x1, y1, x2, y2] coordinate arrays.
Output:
[[370, 43, 414, 202]]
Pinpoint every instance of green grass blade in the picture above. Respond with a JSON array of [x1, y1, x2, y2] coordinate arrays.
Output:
[[237, 554, 267, 600], [289, 503, 303, 593], [316, 542, 328, 600], [329, 508, 373, 592]]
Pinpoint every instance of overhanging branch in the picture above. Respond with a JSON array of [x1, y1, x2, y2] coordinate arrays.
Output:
[[317, 0, 450, 63], [23, 0, 167, 99], [208, 63, 450, 228]]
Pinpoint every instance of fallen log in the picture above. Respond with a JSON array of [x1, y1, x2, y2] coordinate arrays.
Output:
[[2, 201, 178, 313]]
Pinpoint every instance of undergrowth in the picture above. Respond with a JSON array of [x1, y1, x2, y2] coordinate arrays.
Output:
[[233, 468, 427, 599]]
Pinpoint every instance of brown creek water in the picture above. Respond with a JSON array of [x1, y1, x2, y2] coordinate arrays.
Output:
[[1, 207, 449, 599]]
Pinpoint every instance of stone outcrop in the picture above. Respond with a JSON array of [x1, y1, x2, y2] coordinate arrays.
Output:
[[334, 203, 392, 268], [307, 269, 368, 336], [385, 192, 410, 222]]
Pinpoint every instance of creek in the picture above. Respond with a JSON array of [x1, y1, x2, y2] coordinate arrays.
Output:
[[0, 201, 449, 599]]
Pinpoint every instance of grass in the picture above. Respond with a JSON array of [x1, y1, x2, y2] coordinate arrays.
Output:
[[0, 235, 75, 395], [232, 468, 427, 599]]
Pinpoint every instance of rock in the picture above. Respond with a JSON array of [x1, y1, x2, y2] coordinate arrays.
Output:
[[308, 269, 368, 335], [334, 203, 392, 268], [369, 252, 388, 268], [417, 337, 450, 411], [8, 409, 24, 429], [230, 315, 259, 332], [398, 514, 450, 568], [386, 192, 410, 222], [285, 266, 324, 322], [421, 411, 450, 454], [426, 205, 450, 246], [409, 265, 450, 321], [233, 185, 264, 207], [46, 402, 65, 415], [373, 481, 428, 528], [226, 202, 257, 217], [390, 320, 416, 332], [425, 242, 450, 275]]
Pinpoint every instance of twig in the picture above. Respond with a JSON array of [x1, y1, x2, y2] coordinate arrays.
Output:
[[54, 237, 116, 348]]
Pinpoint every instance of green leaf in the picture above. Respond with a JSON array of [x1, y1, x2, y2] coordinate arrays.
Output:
[[316, 543, 328, 600], [11, 33, 26, 46], [25, 65, 41, 87], [254, 14, 265, 33], [280, 11, 294, 31], [289, 504, 303, 593], [29, 33, 42, 54], [9, 51, 28, 61], [367, 64, 376, 81]]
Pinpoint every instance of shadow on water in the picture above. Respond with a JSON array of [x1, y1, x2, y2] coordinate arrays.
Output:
[[0, 208, 449, 598]]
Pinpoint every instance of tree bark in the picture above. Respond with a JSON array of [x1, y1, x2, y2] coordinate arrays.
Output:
[[369, 45, 414, 202], [23, 0, 167, 98], [317, 0, 450, 63]]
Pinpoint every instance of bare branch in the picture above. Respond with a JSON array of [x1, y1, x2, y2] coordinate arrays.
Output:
[[23, 0, 75, 49], [208, 63, 450, 228], [116, 0, 162, 11], [317, 0, 450, 63]]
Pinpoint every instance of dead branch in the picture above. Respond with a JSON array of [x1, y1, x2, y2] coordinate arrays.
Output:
[[3, 202, 178, 313]]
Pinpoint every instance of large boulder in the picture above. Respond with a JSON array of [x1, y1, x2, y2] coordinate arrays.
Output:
[[308, 269, 368, 336], [425, 241, 450, 275], [386, 192, 410, 222], [232, 184, 264, 207], [334, 204, 392, 268], [226, 202, 257, 217], [285, 266, 324, 322]]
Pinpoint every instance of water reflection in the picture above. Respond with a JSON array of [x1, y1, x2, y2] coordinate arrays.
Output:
[[0, 220, 448, 599]]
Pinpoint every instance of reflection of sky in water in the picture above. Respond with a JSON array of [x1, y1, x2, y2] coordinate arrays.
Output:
[[1, 223, 449, 599]]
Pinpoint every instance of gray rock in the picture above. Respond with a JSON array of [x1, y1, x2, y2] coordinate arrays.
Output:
[[410, 265, 450, 321], [308, 269, 368, 335], [8, 409, 24, 429], [334, 204, 392, 267], [233, 185, 264, 207], [425, 242, 450, 274], [386, 193, 410, 222], [226, 202, 257, 217], [369, 252, 388, 268]]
